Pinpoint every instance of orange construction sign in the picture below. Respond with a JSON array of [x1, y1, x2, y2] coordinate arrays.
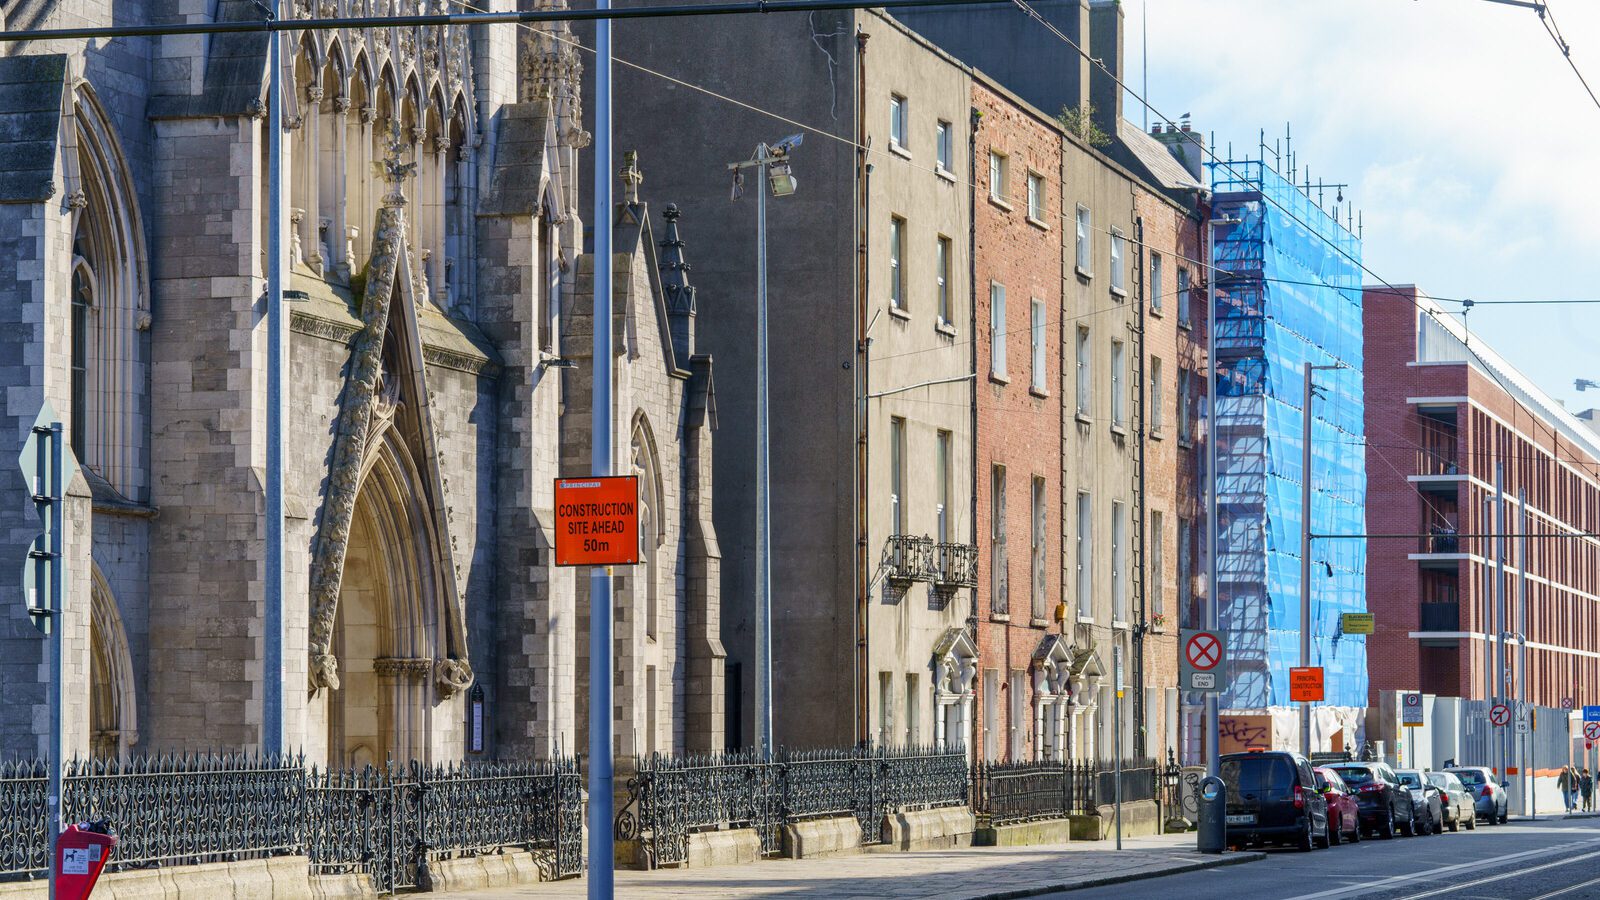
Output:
[[553, 476, 640, 566], [1289, 667, 1325, 703]]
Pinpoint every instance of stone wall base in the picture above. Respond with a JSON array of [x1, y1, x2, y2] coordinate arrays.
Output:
[[424, 850, 561, 892], [1069, 800, 1162, 840], [0, 857, 311, 900], [783, 816, 862, 859], [874, 806, 975, 852], [683, 829, 763, 868], [973, 817, 1073, 847]]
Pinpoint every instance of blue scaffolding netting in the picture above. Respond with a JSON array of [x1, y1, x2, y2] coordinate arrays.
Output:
[[1205, 158, 1370, 710]]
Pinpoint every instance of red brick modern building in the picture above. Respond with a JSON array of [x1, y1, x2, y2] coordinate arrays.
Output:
[[1365, 285, 1600, 709]]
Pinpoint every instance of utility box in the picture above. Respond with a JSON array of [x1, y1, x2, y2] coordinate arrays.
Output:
[[55, 823, 116, 900]]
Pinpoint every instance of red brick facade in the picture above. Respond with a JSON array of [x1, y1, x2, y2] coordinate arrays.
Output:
[[1365, 286, 1600, 709]]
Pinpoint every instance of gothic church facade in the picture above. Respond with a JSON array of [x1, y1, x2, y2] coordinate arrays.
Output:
[[0, 0, 724, 763]]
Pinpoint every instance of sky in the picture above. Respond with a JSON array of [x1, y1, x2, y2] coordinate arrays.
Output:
[[1124, 0, 1600, 413]]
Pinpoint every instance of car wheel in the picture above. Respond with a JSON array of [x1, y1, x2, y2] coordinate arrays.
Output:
[[1381, 808, 1396, 839], [1498, 805, 1508, 825], [1349, 815, 1362, 843], [1328, 813, 1342, 846], [1449, 812, 1459, 832], [1298, 816, 1316, 852], [1467, 812, 1477, 830], [1317, 814, 1333, 849]]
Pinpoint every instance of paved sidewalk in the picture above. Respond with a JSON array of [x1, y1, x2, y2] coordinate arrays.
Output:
[[435, 833, 1264, 900]]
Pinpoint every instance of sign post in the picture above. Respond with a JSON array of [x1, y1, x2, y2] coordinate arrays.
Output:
[[19, 402, 77, 900], [1179, 629, 1228, 694]]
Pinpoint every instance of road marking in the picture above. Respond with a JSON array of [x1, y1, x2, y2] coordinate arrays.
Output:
[[1277, 837, 1600, 900], [1389, 849, 1600, 900], [1531, 875, 1600, 900]]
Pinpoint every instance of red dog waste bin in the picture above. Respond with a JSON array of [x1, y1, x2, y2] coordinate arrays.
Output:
[[54, 823, 116, 900]]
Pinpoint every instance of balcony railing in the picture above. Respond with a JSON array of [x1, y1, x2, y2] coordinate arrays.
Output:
[[883, 534, 934, 583], [1416, 448, 1460, 477], [1419, 529, 1460, 554], [1419, 602, 1460, 632], [932, 543, 978, 588]]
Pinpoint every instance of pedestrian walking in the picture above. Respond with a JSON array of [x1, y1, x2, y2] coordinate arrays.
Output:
[[1558, 766, 1577, 813], [1583, 768, 1594, 812]]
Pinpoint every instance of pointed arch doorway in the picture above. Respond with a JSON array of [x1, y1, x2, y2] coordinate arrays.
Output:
[[326, 426, 445, 766]]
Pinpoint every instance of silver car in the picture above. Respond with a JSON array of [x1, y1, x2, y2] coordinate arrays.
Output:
[[1395, 769, 1441, 836], [1426, 770, 1477, 831], [1447, 766, 1509, 824]]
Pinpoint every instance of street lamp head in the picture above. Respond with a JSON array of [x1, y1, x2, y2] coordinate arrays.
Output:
[[772, 132, 805, 154], [767, 160, 798, 197]]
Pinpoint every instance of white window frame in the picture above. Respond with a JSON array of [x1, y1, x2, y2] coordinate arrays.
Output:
[[905, 673, 920, 745], [1151, 252, 1164, 313], [990, 281, 1007, 378], [936, 235, 952, 326], [991, 464, 1008, 615], [1030, 299, 1045, 393], [1111, 500, 1127, 624], [983, 669, 1000, 761], [936, 430, 951, 544], [890, 416, 906, 536], [1026, 172, 1044, 221], [1075, 206, 1091, 273], [890, 94, 907, 150], [989, 150, 1008, 203], [1178, 368, 1192, 442], [1110, 228, 1126, 294], [936, 120, 952, 173], [1111, 338, 1126, 426], [1177, 267, 1192, 326], [1151, 357, 1165, 434], [1151, 511, 1165, 618], [1031, 476, 1046, 620], [1076, 491, 1092, 619], [889, 215, 906, 311], [1075, 326, 1091, 416]]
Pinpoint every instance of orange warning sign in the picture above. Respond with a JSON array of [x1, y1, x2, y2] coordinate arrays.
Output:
[[553, 476, 640, 566], [1289, 667, 1325, 703]]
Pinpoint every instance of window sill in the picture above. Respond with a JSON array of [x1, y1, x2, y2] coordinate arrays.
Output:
[[988, 195, 1014, 213], [1150, 427, 1165, 441], [989, 372, 1011, 385], [888, 305, 912, 321], [1029, 386, 1049, 399], [1075, 412, 1092, 426], [1178, 438, 1195, 450], [989, 612, 1011, 624], [1110, 423, 1128, 437], [1026, 215, 1051, 231], [1030, 617, 1050, 628], [1150, 305, 1164, 318], [889, 142, 913, 161], [936, 167, 958, 183], [1110, 286, 1128, 300], [936, 320, 958, 337], [1112, 620, 1131, 631], [1076, 615, 1096, 626], [1178, 319, 1193, 331], [1075, 265, 1093, 281]]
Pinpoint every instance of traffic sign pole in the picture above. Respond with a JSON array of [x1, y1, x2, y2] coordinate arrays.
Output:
[[46, 421, 62, 900]]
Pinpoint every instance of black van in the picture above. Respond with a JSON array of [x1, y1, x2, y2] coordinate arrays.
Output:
[[1219, 750, 1330, 851]]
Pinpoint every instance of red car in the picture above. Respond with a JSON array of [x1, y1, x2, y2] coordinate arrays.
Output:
[[1315, 766, 1363, 845]]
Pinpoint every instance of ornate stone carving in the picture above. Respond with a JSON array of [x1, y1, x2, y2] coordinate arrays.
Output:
[[306, 147, 410, 692], [374, 657, 433, 680], [306, 85, 324, 105], [64, 191, 88, 212], [333, 96, 351, 116], [291, 310, 360, 344], [247, 98, 267, 120], [435, 657, 474, 697], [359, 106, 376, 125]]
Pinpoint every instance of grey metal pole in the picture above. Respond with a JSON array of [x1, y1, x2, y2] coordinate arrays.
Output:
[[588, 3, 615, 897], [1483, 496, 1494, 712], [46, 421, 63, 900], [1204, 215, 1221, 779], [1115, 645, 1124, 851], [1300, 362, 1312, 759], [263, 0, 286, 758], [1519, 489, 1530, 817], [755, 148, 773, 760], [1495, 461, 1506, 786]]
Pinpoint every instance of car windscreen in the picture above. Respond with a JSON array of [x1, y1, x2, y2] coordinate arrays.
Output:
[[1425, 774, 1453, 789], [1452, 770, 1486, 786], [1330, 766, 1375, 785], [1221, 756, 1295, 795], [1396, 772, 1422, 788], [1320, 770, 1345, 791]]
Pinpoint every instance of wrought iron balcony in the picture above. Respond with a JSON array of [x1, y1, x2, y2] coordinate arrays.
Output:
[[932, 542, 978, 588], [883, 534, 934, 583]]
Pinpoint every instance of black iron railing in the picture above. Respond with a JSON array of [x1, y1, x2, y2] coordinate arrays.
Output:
[[0, 755, 582, 892], [971, 757, 1159, 826], [932, 543, 979, 588], [615, 746, 968, 868], [883, 535, 935, 583]]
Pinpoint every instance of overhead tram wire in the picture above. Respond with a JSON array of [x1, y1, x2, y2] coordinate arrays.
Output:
[[1539, 1, 1600, 113]]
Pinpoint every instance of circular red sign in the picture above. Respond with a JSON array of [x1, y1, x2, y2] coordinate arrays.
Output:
[[1489, 704, 1511, 726], [1186, 633, 1221, 671], [1585, 722, 1600, 741]]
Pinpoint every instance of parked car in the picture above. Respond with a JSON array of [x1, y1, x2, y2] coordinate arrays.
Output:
[[1395, 769, 1442, 836], [1220, 750, 1331, 851], [1326, 761, 1417, 838], [1447, 766, 1509, 824], [1426, 770, 1477, 831], [1314, 766, 1362, 845]]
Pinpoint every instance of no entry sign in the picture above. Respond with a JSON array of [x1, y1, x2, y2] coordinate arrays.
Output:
[[1489, 703, 1512, 727], [553, 476, 640, 566], [1178, 629, 1228, 694]]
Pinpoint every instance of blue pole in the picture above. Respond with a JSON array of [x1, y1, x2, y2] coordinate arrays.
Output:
[[588, 3, 615, 897], [264, 0, 286, 758]]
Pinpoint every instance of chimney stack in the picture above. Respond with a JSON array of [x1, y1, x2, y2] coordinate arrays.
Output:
[[1088, 0, 1123, 141]]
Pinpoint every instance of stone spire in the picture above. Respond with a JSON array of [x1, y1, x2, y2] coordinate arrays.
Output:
[[520, 0, 587, 147], [659, 203, 697, 361]]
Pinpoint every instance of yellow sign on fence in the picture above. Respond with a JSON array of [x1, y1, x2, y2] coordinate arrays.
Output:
[[1341, 613, 1375, 634]]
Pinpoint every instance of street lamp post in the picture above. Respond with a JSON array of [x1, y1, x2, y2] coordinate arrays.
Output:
[[1299, 361, 1343, 758], [729, 135, 802, 759]]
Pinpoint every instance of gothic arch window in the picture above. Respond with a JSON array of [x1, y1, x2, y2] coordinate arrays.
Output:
[[632, 416, 665, 641], [89, 566, 139, 758], [68, 86, 149, 501]]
